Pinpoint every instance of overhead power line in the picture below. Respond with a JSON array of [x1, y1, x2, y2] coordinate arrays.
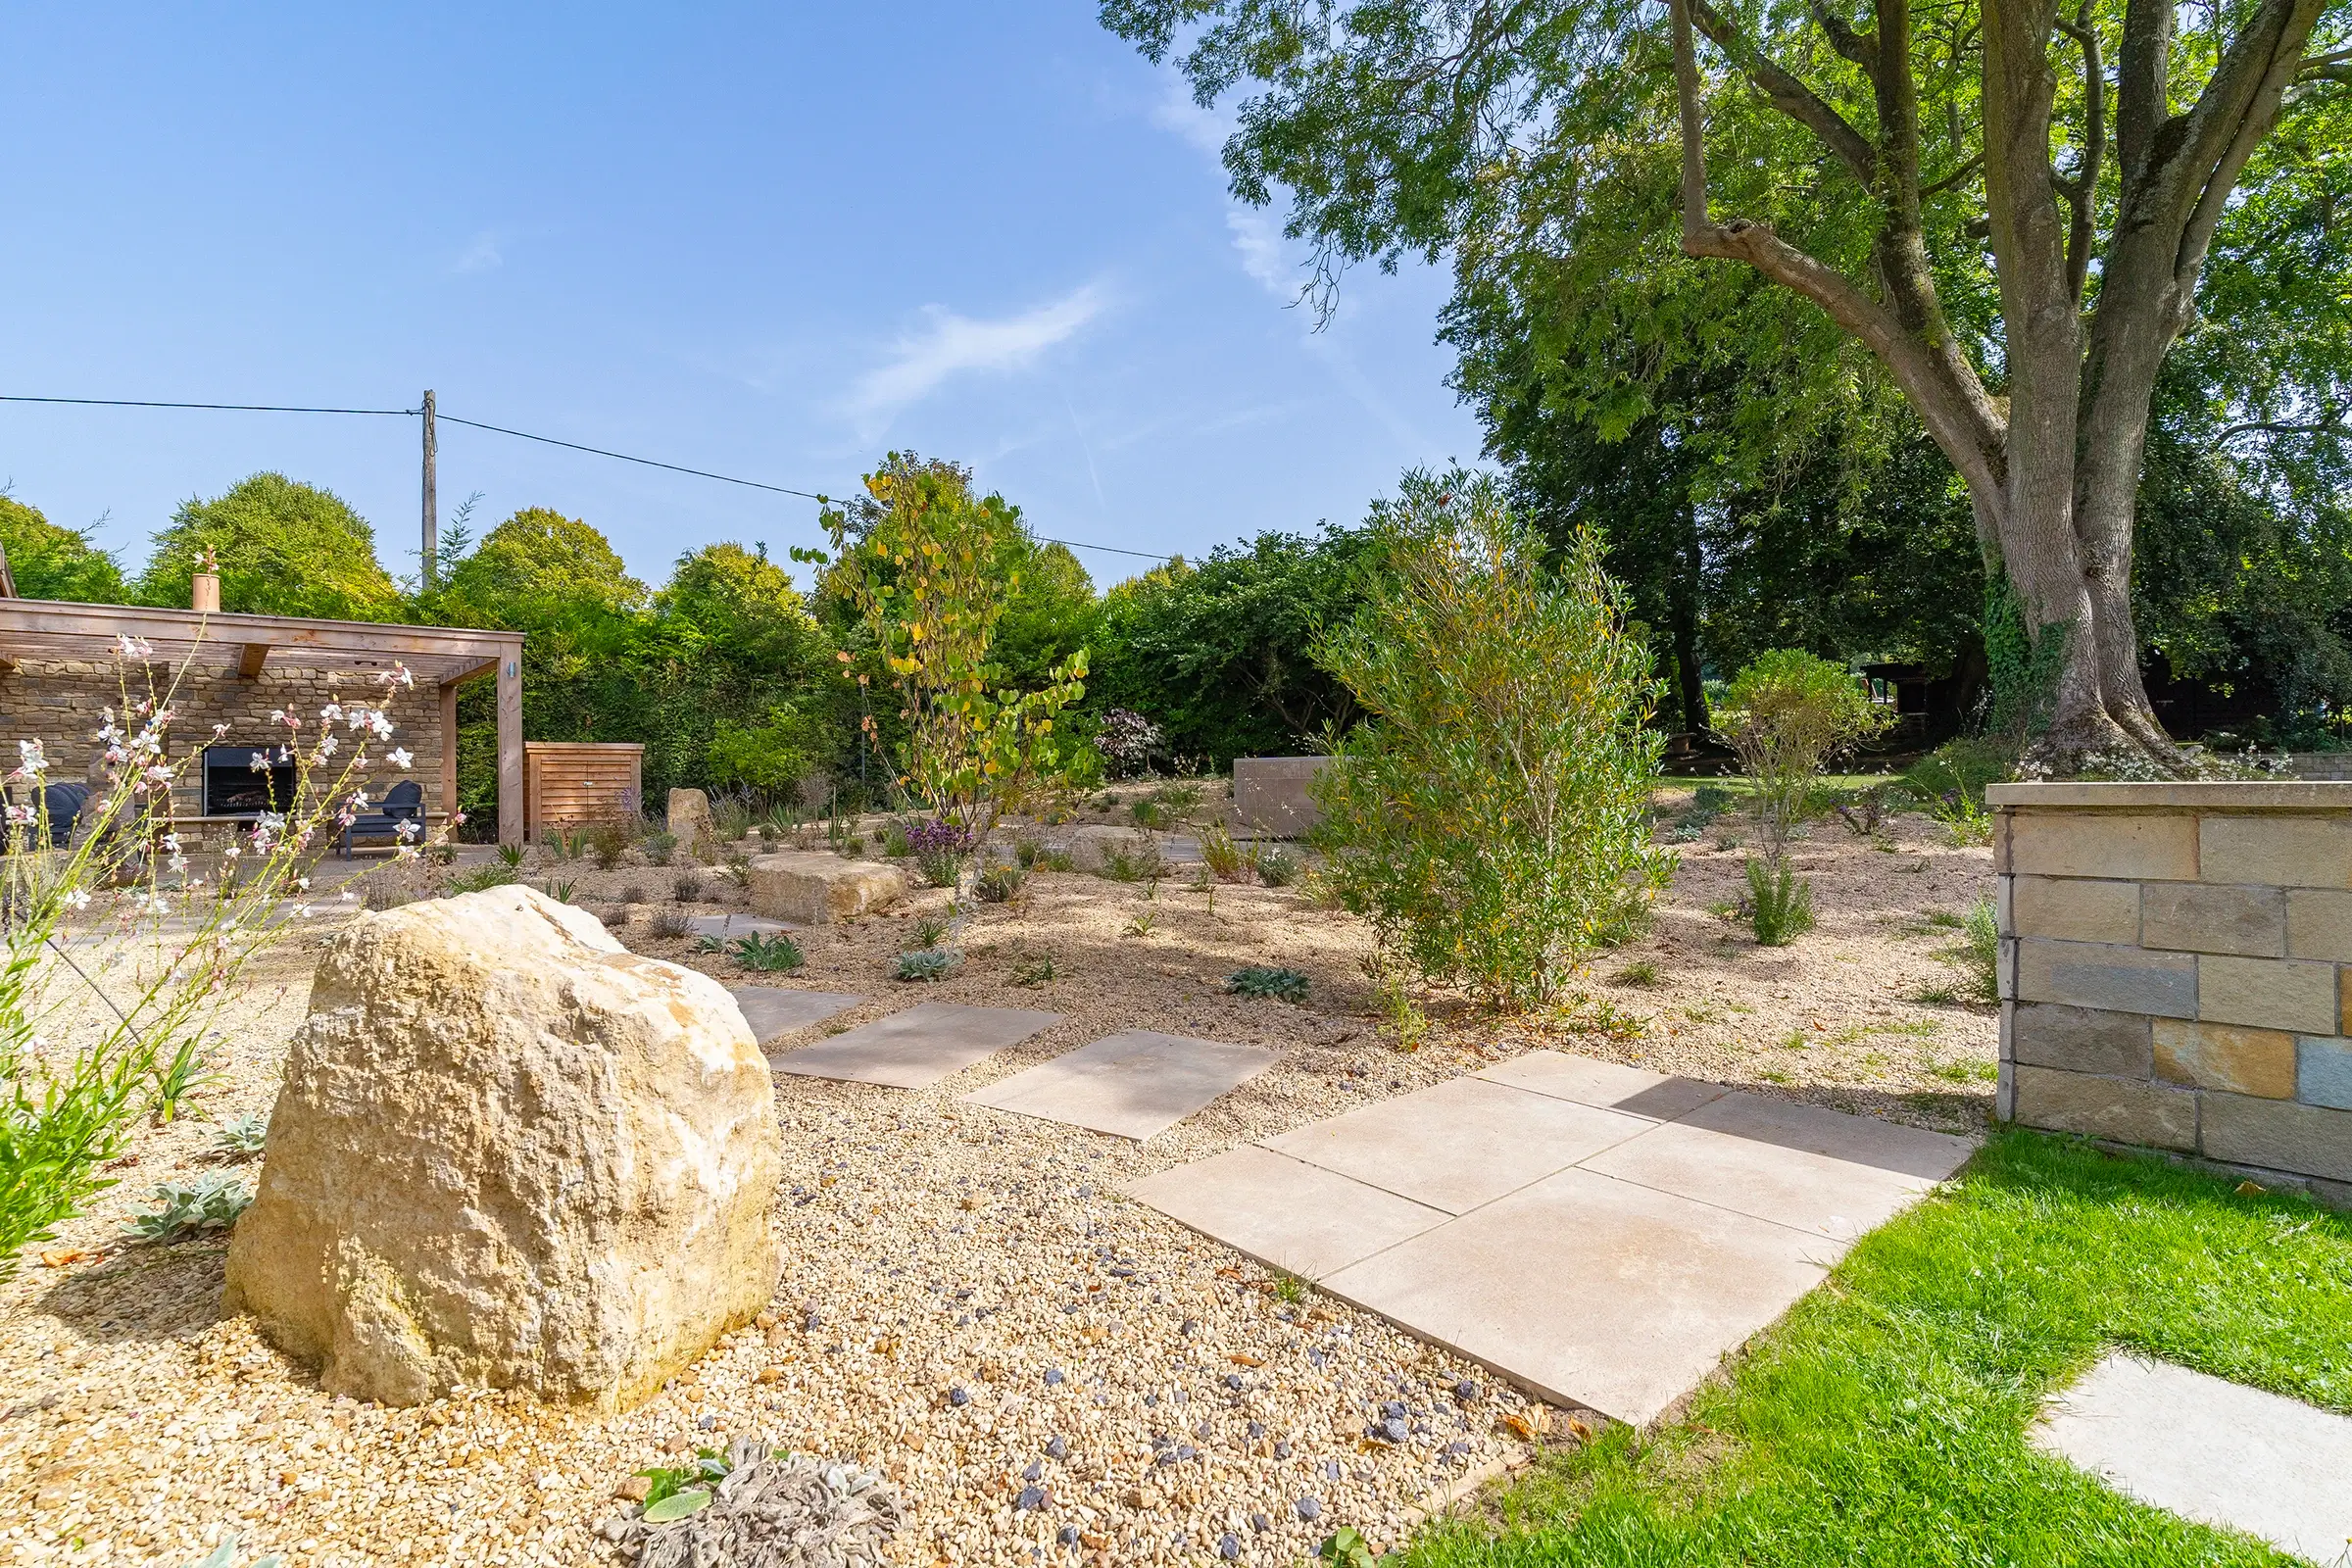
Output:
[[0, 391, 1177, 564]]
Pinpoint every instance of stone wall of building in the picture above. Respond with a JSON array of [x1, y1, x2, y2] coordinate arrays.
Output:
[[1991, 781, 2352, 1206], [2, 658, 445, 836]]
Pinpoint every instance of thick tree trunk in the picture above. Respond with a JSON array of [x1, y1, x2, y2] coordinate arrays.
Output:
[[1669, 502, 1710, 737]]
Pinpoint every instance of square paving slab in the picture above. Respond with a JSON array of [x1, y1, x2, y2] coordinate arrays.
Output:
[[770, 1003, 1060, 1089], [1129, 1048, 1977, 1429], [683, 912, 796, 940], [961, 1030, 1276, 1140], [1123, 1146, 1447, 1280], [1322, 1166, 1837, 1425], [728, 986, 864, 1047], [2032, 1353, 2352, 1564], [1581, 1091, 1977, 1242], [1262, 1075, 1651, 1213]]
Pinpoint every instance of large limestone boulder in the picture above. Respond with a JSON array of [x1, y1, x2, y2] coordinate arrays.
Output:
[[223, 885, 781, 1409], [746, 851, 906, 924]]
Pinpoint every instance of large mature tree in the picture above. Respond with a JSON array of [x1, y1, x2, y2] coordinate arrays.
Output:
[[1105, 0, 2348, 763], [139, 472, 402, 620], [0, 496, 126, 603]]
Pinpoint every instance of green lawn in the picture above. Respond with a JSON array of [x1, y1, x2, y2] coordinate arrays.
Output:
[[1404, 1131, 2352, 1567]]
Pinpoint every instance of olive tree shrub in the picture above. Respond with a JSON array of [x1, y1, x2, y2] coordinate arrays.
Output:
[[2, 644, 440, 1275], [1310, 470, 1670, 1012], [1720, 650, 1891, 860]]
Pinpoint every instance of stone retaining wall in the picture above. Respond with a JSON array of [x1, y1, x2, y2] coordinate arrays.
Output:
[[1990, 781, 2351, 1205]]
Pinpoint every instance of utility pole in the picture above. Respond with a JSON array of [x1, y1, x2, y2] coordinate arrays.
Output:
[[420, 389, 438, 590]]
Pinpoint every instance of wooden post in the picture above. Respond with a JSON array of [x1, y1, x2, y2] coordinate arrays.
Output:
[[439, 680, 460, 830], [420, 390, 438, 590], [495, 650, 523, 846]]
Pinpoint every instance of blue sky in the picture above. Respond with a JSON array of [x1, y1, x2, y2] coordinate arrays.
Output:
[[0, 4, 1485, 595]]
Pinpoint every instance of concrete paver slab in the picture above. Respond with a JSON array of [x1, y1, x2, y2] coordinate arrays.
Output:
[[1322, 1167, 1834, 1426], [1474, 1050, 1729, 1122], [1583, 1092, 1975, 1242], [2032, 1353, 2352, 1565], [683, 912, 795, 940], [1122, 1147, 1447, 1280], [729, 986, 863, 1047], [1261, 1076, 1651, 1213], [771, 1003, 1060, 1089], [962, 1029, 1276, 1140]]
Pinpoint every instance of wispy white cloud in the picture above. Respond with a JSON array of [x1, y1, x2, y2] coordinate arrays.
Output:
[[1151, 74, 1303, 299], [845, 284, 1108, 435], [1148, 76, 1230, 154], [1226, 209, 1291, 295], [450, 231, 504, 274]]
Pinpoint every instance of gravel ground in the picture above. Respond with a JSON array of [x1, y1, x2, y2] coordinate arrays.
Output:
[[1, 786, 1995, 1568]]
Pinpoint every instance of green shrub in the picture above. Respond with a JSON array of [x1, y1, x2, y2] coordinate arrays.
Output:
[[1228, 965, 1311, 1003], [1200, 822, 1249, 881], [730, 931, 805, 972], [1100, 835, 1165, 883], [1309, 468, 1670, 1011], [1254, 847, 1302, 887], [639, 830, 677, 866], [1746, 858, 1817, 946], [895, 949, 956, 982], [975, 861, 1025, 903], [1721, 650, 1891, 860], [447, 863, 517, 894], [588, 820, 631, 870], [124, 1174, 251, 1243], [1942, 896, 2001, 1003]]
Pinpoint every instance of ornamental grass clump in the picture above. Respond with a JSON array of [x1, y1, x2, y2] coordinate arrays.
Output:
[[3, 647, 441, 1277], [1309, 469, 1672, 1012]]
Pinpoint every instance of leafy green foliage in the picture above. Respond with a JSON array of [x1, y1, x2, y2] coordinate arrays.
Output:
[[1086, 528, 1378, 767], [974, 861, 1025, 903], [637, 1447, 730, 1512], [1253, 848, 1301, 888], [214, 1113, 269, 1157], [1744, 858, 1816, 947], [1941, 897, 2001, 1004], [140, 472, 402, 620], [1227, 966, 1310, 1004], [730, 932, 805, 973], [1721, 652, 1891, 860], [0, 495, 125, 603], [447, 863, 519, 894], [124, 1174, 251, 1242], [1010, 952, 1057, 987], [148, 1036, 220, 1125], [894, 949, 956, 983], [820, 455, 1089, 843], [1311, 470, 1670, 1011]]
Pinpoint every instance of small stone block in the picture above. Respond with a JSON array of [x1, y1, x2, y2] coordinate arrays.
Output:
[[2015, 939, 2194, 1018], [2008, 811, 2196, 881], [2284, 888, 2352, 961], [2298, 1037, 2352, 1112], [2198, 814, 2352, 890], [2196, 954, 2338, 1035], [2151, 1018, 2297, 1100], [2009, 1064, 2196, 1152], [2199, 1091, 2352, 1183], [961, 1030, 1276, 1141], [746, 853, 907, 925], [2010, 876, 2140, 944], [2008, 1004, 2152, 1077], [2139, 882, 2285, 956]]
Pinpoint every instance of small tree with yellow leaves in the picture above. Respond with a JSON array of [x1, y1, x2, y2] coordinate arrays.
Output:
[[818, 455, 1088, 855]]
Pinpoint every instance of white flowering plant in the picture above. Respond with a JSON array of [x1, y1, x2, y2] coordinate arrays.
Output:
[[1, 641, 446, 1275]]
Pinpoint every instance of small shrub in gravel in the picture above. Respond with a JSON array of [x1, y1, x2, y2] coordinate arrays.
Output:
[[895, 950, 956, 983], [621, 882, 650, 905], [975, 861, 1025, 903], [1254, 847, 1302, 887], [1228, 966, 1311, 1004], [1745, 858, 1816, 946], [648, 908, 696, 940], [906, 821, 969, 889], [124, 1174, 250, 1243], [673, 872, 703, 904], [733, 932, 806, 972], [609, 1436, 900, 1568], [214, 1113, 269, 1157], [639, 831, 677, 866]]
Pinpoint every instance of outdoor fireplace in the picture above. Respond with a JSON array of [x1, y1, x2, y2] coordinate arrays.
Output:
[[202, 744, 298, 816]]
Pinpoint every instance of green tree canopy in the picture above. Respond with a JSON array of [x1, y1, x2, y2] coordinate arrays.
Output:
[[0, 496, 126, 603], [138, 472, 401, 620], [438, 506, 649, 630], [655, 541, 824, 667]]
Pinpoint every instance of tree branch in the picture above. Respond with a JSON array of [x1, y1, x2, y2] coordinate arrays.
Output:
[[2213, 406, 2346, 444], [2115, 0, 2173, 188], [1686, 0, 1879, 181], [2297, 46, 2352, 82], [1921, 153, 1985, 197], [1808, 0, 1881, 70], [2172, 0, 2328, 287], [2055, 5, 2106, 306]]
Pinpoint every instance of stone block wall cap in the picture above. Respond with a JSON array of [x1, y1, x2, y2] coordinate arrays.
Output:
[[1985, 781, 2352, 810]]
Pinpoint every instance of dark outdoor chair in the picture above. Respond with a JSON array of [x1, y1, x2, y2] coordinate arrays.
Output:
[[38, 782, 91, 849], [339, 779, 425, 859]]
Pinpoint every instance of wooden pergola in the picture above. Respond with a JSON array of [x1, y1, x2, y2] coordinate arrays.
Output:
[[0, 597, 527, 845]]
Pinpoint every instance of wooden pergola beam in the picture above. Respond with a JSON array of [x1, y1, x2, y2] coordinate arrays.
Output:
[[237, 643, 270, 678]]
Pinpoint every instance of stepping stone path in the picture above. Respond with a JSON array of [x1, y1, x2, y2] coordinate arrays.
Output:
[[682, 912, 795, 941], [727, 986, 863, 1048], [959, 1029, 1276, 1141], [769, 1002, 1060, 1090], [1126, 1050, 1974, 1426], [2032, 1353, 2352, 1564]]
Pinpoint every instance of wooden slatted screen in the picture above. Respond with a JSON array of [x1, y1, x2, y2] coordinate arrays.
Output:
[[523, 742, 644, 841]]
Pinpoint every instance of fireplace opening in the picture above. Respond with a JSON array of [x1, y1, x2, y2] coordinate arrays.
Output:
[[202, 745, 299, 816]]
